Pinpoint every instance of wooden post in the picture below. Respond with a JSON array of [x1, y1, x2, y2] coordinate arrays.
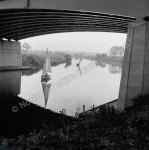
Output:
[[83, 105, 85, 112]]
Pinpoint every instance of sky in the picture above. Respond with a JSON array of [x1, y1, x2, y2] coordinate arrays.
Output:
[[20, 32, 127, 53]]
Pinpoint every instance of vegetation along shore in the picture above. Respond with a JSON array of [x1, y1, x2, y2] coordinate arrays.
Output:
[[8, 94, 149, 150], [22, 50, 72, 70]]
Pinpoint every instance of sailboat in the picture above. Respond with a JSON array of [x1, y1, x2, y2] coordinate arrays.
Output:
[[41, 48, 52, 82], [76, 53, 83, 67]]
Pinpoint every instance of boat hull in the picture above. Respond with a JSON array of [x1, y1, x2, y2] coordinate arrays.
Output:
[[41, 75, 51, 82]]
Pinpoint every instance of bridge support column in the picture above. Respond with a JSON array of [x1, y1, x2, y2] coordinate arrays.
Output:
[[118, 20, 149, 111], [0, 40, 22, 67]]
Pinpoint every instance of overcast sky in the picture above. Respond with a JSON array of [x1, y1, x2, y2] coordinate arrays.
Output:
[[20, 32, 127, 53]]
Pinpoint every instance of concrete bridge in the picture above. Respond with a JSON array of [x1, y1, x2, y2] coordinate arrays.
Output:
[[0, 0, 149, 111]]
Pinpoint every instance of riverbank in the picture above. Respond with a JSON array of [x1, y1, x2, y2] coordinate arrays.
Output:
[[103, 56, 123, 64], [71, 52, 123, 64], [8, 94, 149, 150], [22, 50, 71, 69], [0, 50, 70, 72]]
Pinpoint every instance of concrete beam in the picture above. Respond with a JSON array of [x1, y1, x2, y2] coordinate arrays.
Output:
[[118, 21, 149, 111], [0, 40, 22, 67], [0, 0, 149, 18]]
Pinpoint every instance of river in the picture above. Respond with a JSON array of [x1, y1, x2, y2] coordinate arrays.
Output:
[[0, 59, 122, 116]]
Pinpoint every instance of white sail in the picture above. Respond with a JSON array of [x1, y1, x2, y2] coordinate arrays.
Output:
[[42, 48, 52, 76]]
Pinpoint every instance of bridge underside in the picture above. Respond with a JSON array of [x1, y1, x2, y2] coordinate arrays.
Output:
[[0, 9, 136, 40], [0, 6, 149, 112]]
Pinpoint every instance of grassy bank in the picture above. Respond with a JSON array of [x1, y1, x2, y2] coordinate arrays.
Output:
[[95, 54, 123, 64], [103, 56, 123, 64], [8, 94, 149, 150]]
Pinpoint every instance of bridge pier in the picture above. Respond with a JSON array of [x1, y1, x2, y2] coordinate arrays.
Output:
[[0, 40, 22, 67], [118, 20, 149, 111]]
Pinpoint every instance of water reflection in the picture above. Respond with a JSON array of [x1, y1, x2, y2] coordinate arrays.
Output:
[[0, 71, 21, 95], [95, 59, 122, 74], [77, 66, 82, 77], [65, 60, 72, 68], [108, 63, 122, 74], [41, 81, 51, 108], [95, 60, 106, 68]]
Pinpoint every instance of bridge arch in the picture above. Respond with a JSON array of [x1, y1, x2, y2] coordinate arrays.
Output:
[[0, 9, 135, 40]]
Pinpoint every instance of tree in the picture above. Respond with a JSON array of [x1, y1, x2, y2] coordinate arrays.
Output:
[[109, 46, 125, 56], [64, 54, 72, 61], [22, 43, 31, 51]]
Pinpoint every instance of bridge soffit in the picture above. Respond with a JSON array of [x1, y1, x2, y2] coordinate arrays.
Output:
[[0, 0, 149, 18]]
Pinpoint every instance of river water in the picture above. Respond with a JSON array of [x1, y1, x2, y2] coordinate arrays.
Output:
[[0, 59, 122, 116]]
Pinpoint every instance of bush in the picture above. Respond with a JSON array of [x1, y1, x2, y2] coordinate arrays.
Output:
[[131, 94, 149, 109]]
